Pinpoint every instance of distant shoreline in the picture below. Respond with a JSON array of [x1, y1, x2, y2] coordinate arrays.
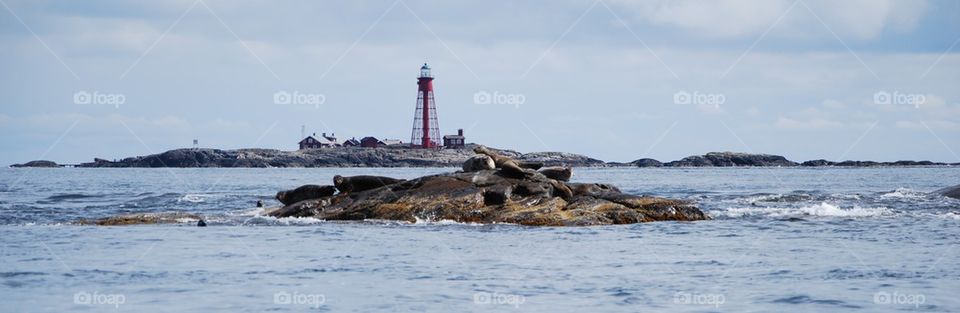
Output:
[[9, 145, 960, 168]]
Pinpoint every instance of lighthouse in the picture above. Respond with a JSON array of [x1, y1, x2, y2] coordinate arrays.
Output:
[[410, 63, 440, 148]]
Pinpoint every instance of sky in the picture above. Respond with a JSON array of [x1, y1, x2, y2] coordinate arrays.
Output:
[[1, 0, 958, 165]]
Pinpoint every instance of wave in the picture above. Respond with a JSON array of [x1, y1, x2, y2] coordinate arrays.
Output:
[[237, 215, 326, 225], [741, 193, 813, 204], [177, 194, 211, 203], [879, 187, 927, 200], [712, 202, 892, 219], [413, 216, 484, 226]]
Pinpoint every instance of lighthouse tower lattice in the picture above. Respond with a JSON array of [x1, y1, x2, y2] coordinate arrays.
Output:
[[410, 63, 440, 148]]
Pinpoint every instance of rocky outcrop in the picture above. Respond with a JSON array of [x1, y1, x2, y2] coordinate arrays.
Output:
[[81, 212, 201, 226], [268, 148, 705, 226], [516, 151, 606, 167], [934, 184, 960, 200], [268, 170, 706, 226], [10, 160, 60, 168], [801, 159, 834, 166], [665, 152, 798, 167], [75, 145, 605, 168], [631, 158, 663, 167]]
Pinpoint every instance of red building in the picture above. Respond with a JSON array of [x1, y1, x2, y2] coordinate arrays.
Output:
[[443, 129, 465, 149], [360, 137, 381, 148]]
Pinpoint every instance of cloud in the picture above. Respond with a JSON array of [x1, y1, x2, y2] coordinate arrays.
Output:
[[895, 120, 960, 131], [775, 116, 844, 130], [608, 0, 927, 40]]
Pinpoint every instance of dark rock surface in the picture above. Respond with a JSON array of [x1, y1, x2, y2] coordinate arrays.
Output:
[[631, 158, 663, 167], [934, 184, 960, 199], [81, 212, 201, 226], [10, 160, 60, 168], [268, 170, 706, 226], [665, 152, 798, 167], [801, 159, 835, 166], [74, 145, 605, 168]]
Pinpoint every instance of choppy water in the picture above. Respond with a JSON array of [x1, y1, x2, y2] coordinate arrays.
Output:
[[1, 167, 958, 312]]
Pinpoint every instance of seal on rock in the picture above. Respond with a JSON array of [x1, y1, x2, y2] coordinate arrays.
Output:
[[462, 155, 496, 172], [276, 185, 337, 205], [473, 146, 535, 178], [538, 166, 572, 182], [568, 183, 621, 197], [333, 175, 406, 193]]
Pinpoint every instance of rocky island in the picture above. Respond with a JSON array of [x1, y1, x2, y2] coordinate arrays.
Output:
[[86, 146, 707, 226], [266, 146, 706, 226], [12, 146, 957, 168], [71, 144, 606, 168]]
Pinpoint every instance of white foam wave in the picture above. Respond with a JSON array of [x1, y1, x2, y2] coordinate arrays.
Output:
[[413, 216, 483, 226], [940, 212, 960, 220], [240, 215, 326, 225], [175, 217, 200, 224], [178, 194, 209, 203], [230, 207, 269, 217], [880, 188, 926, 200], [712, 202, 892, 218]]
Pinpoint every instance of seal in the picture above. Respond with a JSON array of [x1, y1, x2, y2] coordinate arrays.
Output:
[[462, 155, 495, 172], [538, 166, 572, 181], [197, 219, 207, 227], [333, 175, 406, 193], [549, 180, 573, 200], [276, 184, 337, 205], [568, 183, 621, 197], [473, 146, 533, 178]]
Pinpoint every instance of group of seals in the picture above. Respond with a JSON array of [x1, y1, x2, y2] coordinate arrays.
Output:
[[273, 175, 406, 208], [473, 146, 544, 178], [333, 175, 406, 193], [470, 146, 573, 183], [276, 184, 337, 205]]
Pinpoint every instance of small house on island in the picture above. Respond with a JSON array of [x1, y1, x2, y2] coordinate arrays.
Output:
[[360, 136, 381, 148], [299, 133, 338, 150], [342, 138, 360, 147], [443, 129, 465, 149], [381, 139, 403, 146]]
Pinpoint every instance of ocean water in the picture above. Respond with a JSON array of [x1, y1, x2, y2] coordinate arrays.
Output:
[[0, 167, 958, 312]]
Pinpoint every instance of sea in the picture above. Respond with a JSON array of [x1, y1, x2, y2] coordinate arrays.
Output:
[[0, 167, 958, 312]]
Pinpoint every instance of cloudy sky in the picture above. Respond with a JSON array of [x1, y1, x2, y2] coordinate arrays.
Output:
[[1, 0, 958, 165]]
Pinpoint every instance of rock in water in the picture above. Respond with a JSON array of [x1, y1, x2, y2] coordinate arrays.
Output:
[[538, 166, 572, 181], [333, 175, 405, 193], [271, 170, 707, 226], [276, 185, 337, 205], [934, 184, 960, 199], [81, 212, 202, 226], [462, 155, 495, 172], [10, 160, 60, 168]]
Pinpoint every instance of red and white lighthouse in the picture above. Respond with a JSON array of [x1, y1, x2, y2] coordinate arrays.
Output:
[[410, 63, 440, 148]]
